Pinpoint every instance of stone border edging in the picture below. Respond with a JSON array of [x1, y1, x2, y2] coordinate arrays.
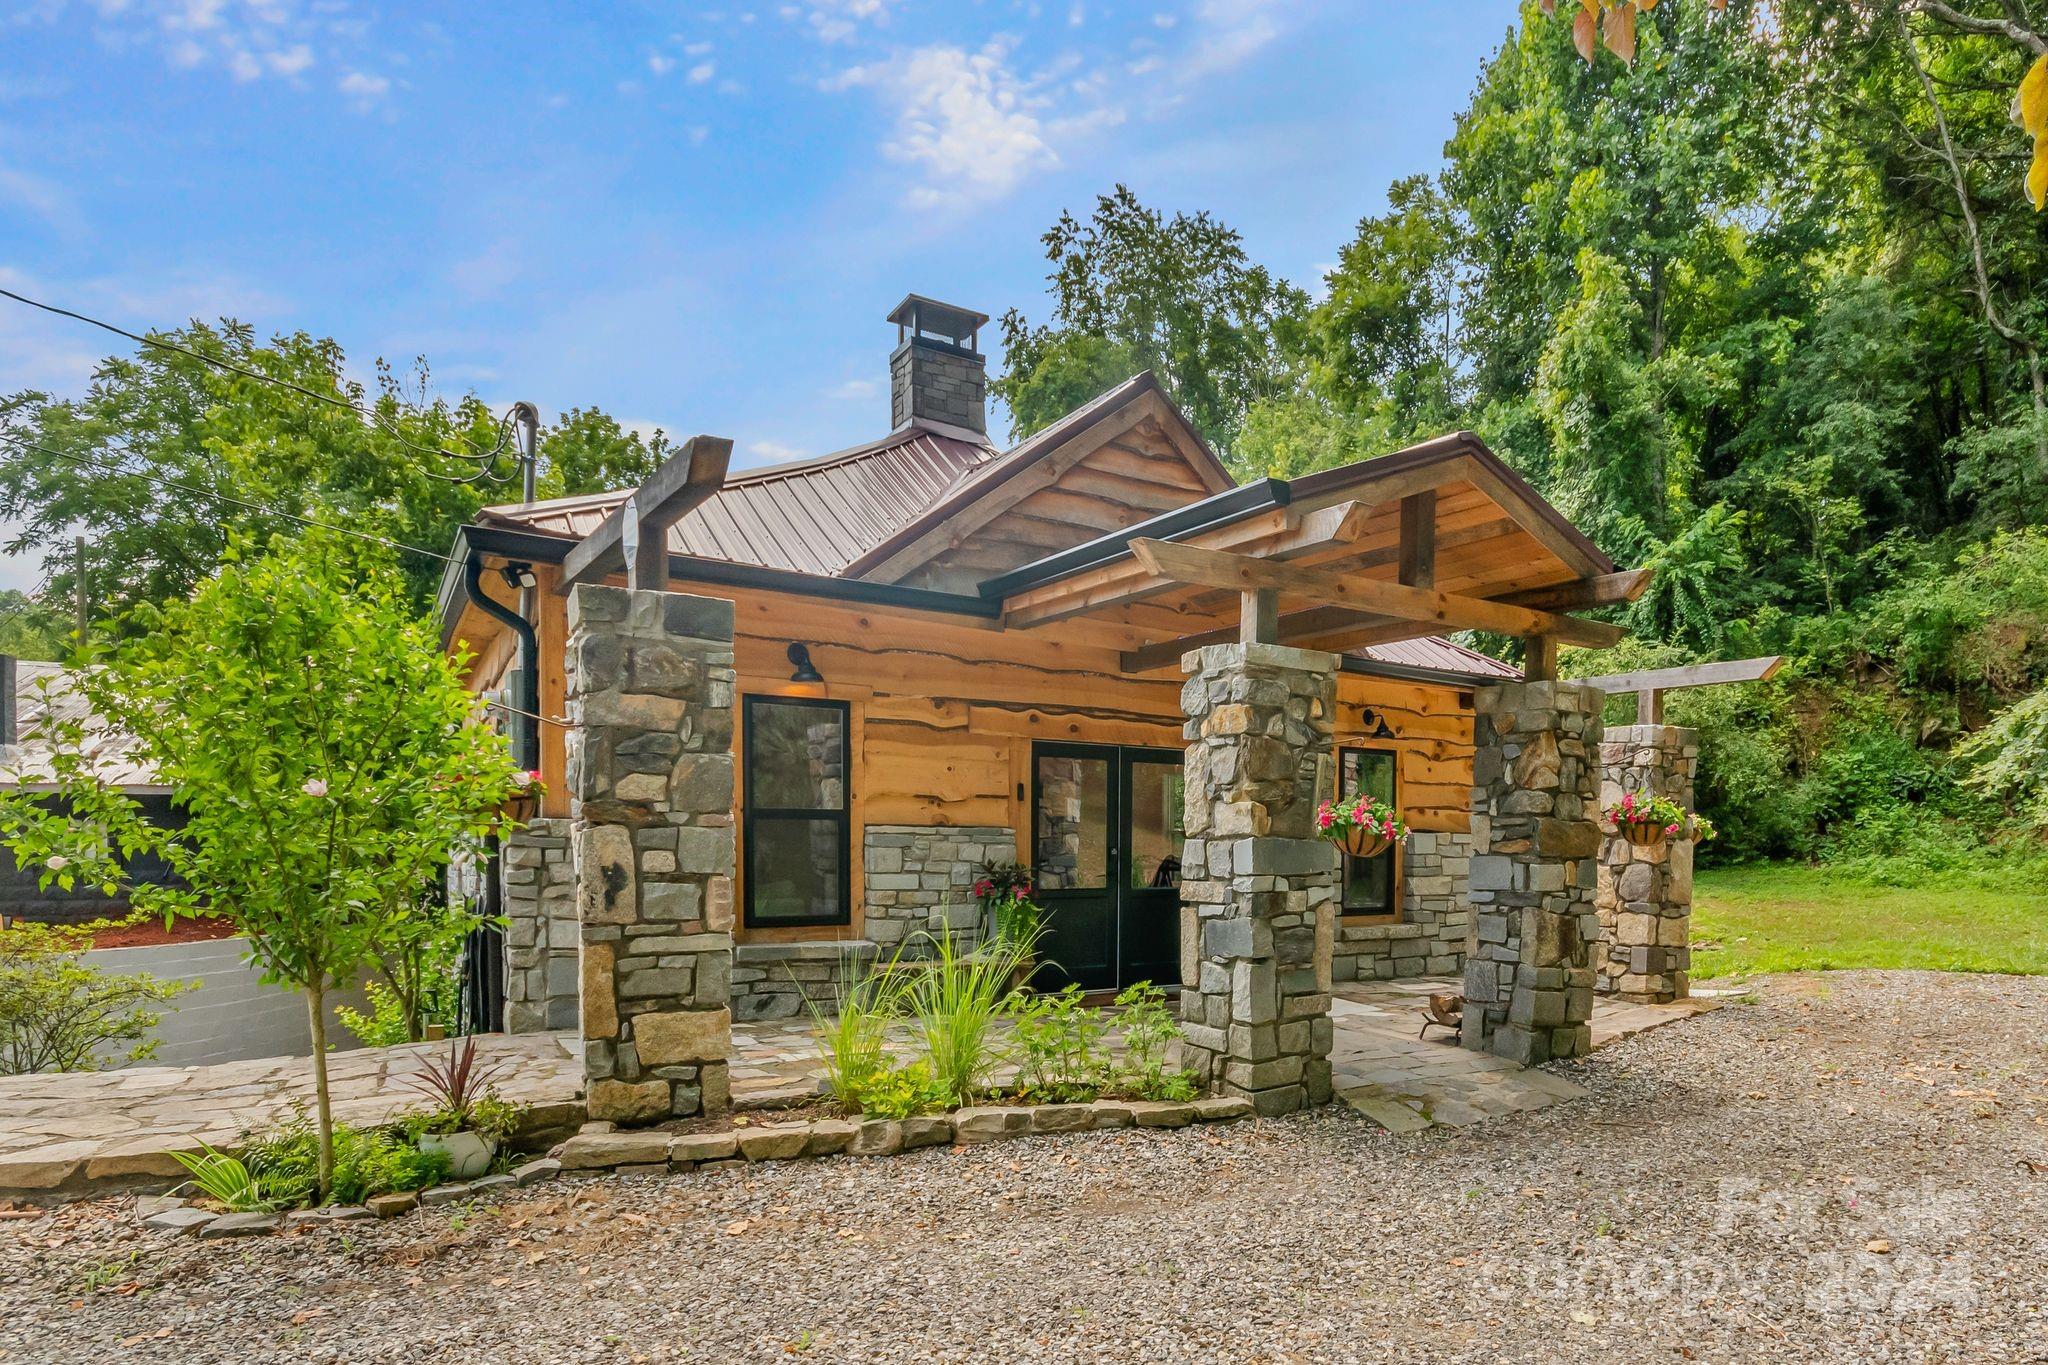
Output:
[[553, 1095, 1253, 1172], [132, 1096, 1255, 1239]]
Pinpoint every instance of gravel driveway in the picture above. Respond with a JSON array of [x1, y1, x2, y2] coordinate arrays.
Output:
[[2, 970, 2043, 1363]]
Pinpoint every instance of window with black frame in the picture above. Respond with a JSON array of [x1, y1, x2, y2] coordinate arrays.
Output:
[[1338, 748, 1397, 916], [742, 695, 850, 928]]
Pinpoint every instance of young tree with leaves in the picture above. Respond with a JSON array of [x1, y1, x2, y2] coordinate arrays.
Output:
[[0, 533, 520, 1197]]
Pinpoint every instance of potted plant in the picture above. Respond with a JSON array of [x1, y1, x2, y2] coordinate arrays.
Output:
[[1315, 792, 1410, 859], [1603, 791, 1714, 847], [972, 861, 1042, 988], [403, 1036, 520, 1179]]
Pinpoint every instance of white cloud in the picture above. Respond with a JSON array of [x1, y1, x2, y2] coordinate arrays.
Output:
[[796, 0, 893, 44], [0, 160, 78, 231], [748, 440, 808, 463], [687, 60, 715, 83], [648, 52, 676, 76], [448, 239, 521, 301], [1184, 0, 1289, 77], [36, 0, 416, 105], [827, 38, 1119, 208], [337, 69, 389, 110], [684, 40, 713, 56], [829, 378, 877, 401]]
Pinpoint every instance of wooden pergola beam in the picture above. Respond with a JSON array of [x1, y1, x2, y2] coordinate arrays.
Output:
[[558, 435, 733, 593], [1000, 499, 1373, 630], [1127, 538, 1626, 650], [1122, 490, 1446, 672], [1495, 569, 1653, 611]]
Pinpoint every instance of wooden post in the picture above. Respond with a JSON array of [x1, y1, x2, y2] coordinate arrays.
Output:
[[1636, 688, 1664, 725], [1523, 635, 1557, 682], [1240, 587, 1278, 645], [1398, 490, 1436, 589]]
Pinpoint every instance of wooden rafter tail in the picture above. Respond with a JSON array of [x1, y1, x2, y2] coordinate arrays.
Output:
[[558, 435, 734, 594], [1126, 537, 1625, 650]]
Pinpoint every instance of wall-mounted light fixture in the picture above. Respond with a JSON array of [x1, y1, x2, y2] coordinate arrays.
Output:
[[786, 642, 826, 697], [500, 561, 539, 591]]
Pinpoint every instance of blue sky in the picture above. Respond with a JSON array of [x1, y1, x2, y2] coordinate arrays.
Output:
[[0, 1, 1520, 587]]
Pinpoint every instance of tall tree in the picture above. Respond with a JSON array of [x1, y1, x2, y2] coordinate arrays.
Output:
[[995, 185, 1307, 453]]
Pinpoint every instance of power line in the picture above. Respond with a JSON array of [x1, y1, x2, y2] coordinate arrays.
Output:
[[0, 431, 466, 568], [0, 285, 525, 483]]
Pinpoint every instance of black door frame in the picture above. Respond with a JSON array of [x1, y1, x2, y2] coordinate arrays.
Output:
[[1029, 741, 1183, 992]]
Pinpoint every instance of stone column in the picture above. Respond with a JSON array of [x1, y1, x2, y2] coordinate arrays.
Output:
[[1596, 724, 1699, 1003], [1462, 680, 1604, 1065], [1175, 643, 1338, 1117], [566, 585, 736, 1124], [501, 818, 577, 1032]]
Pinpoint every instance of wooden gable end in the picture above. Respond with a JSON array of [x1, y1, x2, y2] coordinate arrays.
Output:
[[892, 396, 1233, 594]]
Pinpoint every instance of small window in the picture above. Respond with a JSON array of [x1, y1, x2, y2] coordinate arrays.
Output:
[[1338, 748, 1397, 917], [743, 696, 850, 928]]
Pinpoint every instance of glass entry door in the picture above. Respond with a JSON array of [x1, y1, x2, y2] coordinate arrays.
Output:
[[1031, 743, 1184, 992]]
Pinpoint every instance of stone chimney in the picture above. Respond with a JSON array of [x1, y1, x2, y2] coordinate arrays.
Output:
[[887, 295, 989, 436]]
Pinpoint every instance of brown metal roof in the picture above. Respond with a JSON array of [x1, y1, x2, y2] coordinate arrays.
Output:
[[1353, 636, 1520, 680], [837, 372, 1233, 581], [478, 423, 1000, 578]]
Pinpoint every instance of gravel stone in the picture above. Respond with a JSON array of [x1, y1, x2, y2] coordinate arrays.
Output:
[[4, 972, 2042, 1363]]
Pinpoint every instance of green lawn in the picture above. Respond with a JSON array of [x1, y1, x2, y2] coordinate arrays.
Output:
[[1691, 863, 2048, 978]]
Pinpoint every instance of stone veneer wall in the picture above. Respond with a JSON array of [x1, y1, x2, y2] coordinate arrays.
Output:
[[1330, 831, 1476, 982], [863, 825, 1013, 955], [1462, 680, 1605, 1065], [1595, 724, 1700, 1003], [567, 585, 736, 1123], [731, 940, 875, 1022], [1175, 642, 1338, 1117], [502, 818, 578, 1032]]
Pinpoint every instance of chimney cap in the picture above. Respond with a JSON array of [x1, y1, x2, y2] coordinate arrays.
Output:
[[887, 294, 989, 349]]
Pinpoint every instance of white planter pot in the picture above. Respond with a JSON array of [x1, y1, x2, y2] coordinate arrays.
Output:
[[419, 1129, 497, 1180]]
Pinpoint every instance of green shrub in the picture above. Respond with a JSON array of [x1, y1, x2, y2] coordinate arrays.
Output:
[[1110, 981, 1201, 1101], [244, 1112, 451, 1208], [1013, 984, 1110, 1102], [0, 920, 190, 1075], [853, 1060, 952, 1119], [1957, 687, 2048, 833]]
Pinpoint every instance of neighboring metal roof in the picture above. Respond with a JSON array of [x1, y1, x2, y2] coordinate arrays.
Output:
[[477, 423, 1000, 578], [1353, 636, 1520, 681], [0, 661, 162, 791]]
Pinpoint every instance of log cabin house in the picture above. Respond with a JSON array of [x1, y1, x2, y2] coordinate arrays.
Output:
[[437, 296, 1639, 1035]]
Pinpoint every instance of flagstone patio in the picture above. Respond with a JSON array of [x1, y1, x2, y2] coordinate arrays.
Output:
[[0, 979, 1722, 1198]]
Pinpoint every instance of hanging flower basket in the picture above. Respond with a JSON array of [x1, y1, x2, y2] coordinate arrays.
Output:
[[1603, 791, 1713, 847], [1316, 792, 1409, 859], [502, 770, 545, 826], [1621, 821, 1668, 849], [1341, 826, 1395, 860]]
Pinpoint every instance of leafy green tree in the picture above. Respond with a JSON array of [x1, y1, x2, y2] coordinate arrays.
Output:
[[536, 407, 671, 499], [0, 323, 507, 623], [995, 185, 1307, 453], [1304, 175, 1468, 441], [0, 532, 519, 1196], [0, 590, 69, 660]]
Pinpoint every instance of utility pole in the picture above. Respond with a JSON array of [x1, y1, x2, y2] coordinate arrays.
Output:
[[72, 534, 86, 645]]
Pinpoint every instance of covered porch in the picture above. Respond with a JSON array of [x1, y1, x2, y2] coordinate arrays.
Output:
[[530, 426, 1654, 1122]]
